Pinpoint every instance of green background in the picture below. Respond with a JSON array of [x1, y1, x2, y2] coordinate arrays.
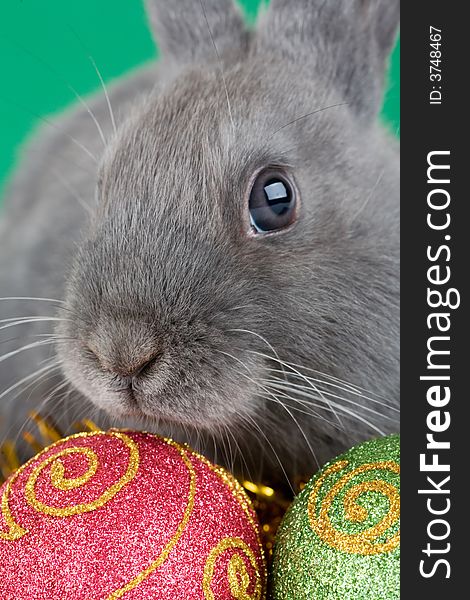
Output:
[[0, 0, 399, 196]]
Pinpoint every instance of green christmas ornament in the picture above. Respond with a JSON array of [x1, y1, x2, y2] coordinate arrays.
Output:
[[271, 435, 400, 599]]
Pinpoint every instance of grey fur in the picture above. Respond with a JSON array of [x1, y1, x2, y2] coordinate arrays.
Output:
[[146, 0, 249, 63], [0, 0, 399, 483]]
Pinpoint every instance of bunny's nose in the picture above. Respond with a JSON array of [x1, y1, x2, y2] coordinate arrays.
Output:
[[86, 344, 162, 378]]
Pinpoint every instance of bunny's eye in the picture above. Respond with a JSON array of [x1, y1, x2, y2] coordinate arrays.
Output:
[[248, 169, 297, 234]]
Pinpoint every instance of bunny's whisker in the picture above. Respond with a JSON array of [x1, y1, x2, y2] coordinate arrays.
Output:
[[0, 362, 60, 403], [0, 317, 51, 325], [216, 349, 345, 433], [265, 379, 394, 422], [0, 339, 60, 364], [0, 330, 70, 347], [264, 365, 398, 410], [198, 0, 235, 134], [227, 329, 289, 382], [67, 24, 118, 137], [6, 368, 65, 446], [0, 297, 65, 305], [226, 424, 253, 482], [256, 349, 394, 403], [50, 169, 93, 214], [226, 364, 321, 468], [270, 102, 349, 138], [352, 169, 385, 222], [0, 363, 63, 452], [0, 95, 98, 163], [88, 56, 118, 137], [268, 382, 387, 436], [257, 387, 345, 431], [243, 412, 295, 493], [286, 361, 393, 402], [0, 316, 68, 327], [224, 423, 236, 473], [27, 146, 96, 176], [248, 350, 343, 427]]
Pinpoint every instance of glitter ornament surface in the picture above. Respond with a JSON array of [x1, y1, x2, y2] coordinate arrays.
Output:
[[0, 430, 266, 599], [271, 435, 400, 599]]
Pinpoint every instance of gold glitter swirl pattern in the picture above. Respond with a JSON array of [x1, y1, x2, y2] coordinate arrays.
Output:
[[49, 447, 98, 491], [25, 432, 139, 518], [106, 440, 197, 599], [228, 554, 251, 599], [203, 537, 262, 600], [0, 473, 27, 541], [1, 431, 136, 541], [307, 460, 400, 555]]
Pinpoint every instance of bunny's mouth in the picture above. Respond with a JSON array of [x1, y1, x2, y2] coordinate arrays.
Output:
[[101, 382, 245, 430]]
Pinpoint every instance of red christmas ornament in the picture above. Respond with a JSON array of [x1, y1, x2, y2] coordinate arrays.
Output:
[[0, 430, 266, 599]]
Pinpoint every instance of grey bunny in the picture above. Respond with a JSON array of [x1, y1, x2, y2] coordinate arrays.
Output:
[[0, 0, 399, 484]]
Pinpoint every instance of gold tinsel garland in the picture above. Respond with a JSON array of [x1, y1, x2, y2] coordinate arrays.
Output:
[[0, 413, 295, 557]]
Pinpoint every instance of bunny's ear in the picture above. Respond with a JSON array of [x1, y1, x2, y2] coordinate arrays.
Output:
[[145, 0, 248, 64], [257, 0, 399, 121]]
